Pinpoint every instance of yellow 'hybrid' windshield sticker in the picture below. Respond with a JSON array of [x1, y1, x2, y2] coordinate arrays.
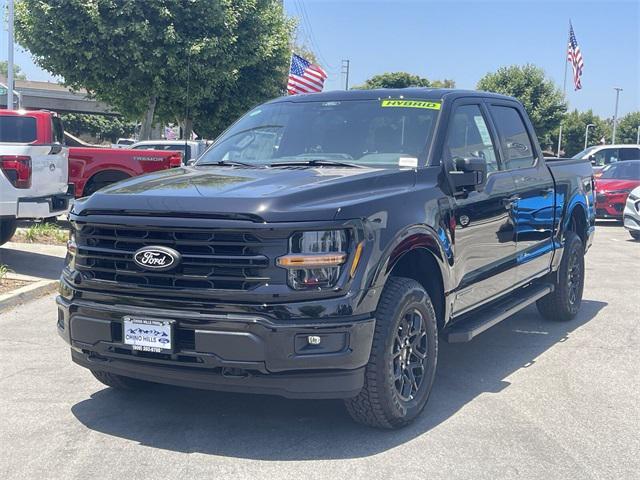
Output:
[[381, 99, 441, 110]]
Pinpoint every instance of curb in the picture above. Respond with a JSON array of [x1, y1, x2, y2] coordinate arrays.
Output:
[[0, 279, 58, 313]]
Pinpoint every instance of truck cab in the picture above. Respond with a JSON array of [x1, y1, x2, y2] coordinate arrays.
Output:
[[0, 110, 73, 245]]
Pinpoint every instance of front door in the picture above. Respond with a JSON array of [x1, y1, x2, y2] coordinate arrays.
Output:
[[445, 102, 518, 316]]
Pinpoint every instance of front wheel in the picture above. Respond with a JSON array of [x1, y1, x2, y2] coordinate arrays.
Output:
[[91, 370, 148, 390], [345, 277, 438, 429], [537, 231, 585, 322], [630, 230, 640, 241]]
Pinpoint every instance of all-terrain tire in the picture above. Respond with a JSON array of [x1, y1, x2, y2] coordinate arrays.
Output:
[[344, 277, 438, 429], [91, 370, 148, 390], [0, 218, 18, 246], [536, 231, 585, 322]]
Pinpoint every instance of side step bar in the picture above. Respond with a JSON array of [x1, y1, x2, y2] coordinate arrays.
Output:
[[445, 283, 554, 343]]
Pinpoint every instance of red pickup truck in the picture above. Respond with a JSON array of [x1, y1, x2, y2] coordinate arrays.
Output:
[[1, 110, 183, 198]]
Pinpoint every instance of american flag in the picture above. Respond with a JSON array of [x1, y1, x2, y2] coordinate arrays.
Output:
[[287, 54, 328, 95], [567, 22, 584, 90]]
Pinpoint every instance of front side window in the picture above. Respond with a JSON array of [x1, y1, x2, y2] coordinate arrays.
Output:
[[490, 105, 535, 170], [444, 104, 499, 173], [593, 148, 619, 166], [198, 99, 441, 167]]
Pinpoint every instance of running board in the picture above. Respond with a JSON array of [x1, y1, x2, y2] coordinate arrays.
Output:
[[445, 283, 554, 343]]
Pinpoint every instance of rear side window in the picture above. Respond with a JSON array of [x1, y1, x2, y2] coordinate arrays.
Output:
[[619, 148, 640, 161], [0, 116, 37, 143], [490, 106, 536, 170]]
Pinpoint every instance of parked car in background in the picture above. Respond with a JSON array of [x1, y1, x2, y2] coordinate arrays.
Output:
[[111, 138, 136, 149], [0, 110, 73, 246], [58, 89, 595, 428], [623, 185, 640, 240], [130, 139, 210, 164], [595, 160, 640, 219], [573, 144, 640, 172]]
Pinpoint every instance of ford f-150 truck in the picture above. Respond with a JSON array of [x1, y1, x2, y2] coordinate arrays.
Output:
[[57, 89, 595, 428], [0, 110, 73, 246]]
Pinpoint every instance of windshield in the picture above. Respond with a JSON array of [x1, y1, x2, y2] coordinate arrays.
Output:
[[572, 146, 598, 159], [197, 99, 440, 167], [600, 161, 640, 180]]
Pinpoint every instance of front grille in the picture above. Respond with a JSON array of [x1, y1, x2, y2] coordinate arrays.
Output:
[[73, 222, 287, 293]]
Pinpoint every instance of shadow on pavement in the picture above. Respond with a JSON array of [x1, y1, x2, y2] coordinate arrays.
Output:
[[71, 299, 606, 460], [0, 247, 65, 280]]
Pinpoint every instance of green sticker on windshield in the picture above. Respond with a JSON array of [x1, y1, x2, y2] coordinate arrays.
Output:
[[381, 99, 441, 110]]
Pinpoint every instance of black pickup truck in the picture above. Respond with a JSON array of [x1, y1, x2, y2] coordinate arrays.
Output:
[[57, 89, 595, 428]]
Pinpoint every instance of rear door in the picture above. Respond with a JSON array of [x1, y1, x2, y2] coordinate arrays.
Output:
[[446, 100, 518, 315], [487, 101, 555, 285]]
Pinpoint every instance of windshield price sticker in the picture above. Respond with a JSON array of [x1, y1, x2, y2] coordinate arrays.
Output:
[[381, 100, 441, 110]]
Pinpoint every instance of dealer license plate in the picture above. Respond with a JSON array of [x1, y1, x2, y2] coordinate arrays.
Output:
[[123, 317, 173, 353]]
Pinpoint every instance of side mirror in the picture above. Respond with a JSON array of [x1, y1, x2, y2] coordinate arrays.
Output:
[[588, 154, 596, 164], [449, 156, 487, 191]]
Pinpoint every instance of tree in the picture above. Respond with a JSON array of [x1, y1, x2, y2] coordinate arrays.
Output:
[[355, 72, 455, 90], [549, 109, 609, 157], [477, 64, 566, 146], [15, 0, 293, 139], [615, 111, 640, 144], [0, 61, 27, 80], [60, 113, 137, 143]]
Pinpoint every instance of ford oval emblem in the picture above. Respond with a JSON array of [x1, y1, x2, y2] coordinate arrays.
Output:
[[133, 246, 181, 271]]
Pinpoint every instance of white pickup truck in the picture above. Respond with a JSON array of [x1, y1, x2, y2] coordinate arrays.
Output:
[[0, 110, 73, 246]]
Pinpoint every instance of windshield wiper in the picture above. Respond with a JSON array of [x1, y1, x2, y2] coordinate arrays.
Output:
[[197, 160, 259, 168], [270, 159, 364, 168]]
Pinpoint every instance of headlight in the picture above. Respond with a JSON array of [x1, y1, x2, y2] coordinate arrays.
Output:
[[629, 192, 639, 201], [277, 230, 349, 290]]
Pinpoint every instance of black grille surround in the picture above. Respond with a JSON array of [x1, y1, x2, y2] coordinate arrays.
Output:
[[71, 221, 289, 296]]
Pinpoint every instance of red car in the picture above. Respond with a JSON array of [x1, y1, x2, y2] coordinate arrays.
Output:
[[595, 160, 640, 219]]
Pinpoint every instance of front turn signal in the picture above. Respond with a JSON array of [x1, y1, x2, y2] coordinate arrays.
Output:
[[350, 242, 364, 278]]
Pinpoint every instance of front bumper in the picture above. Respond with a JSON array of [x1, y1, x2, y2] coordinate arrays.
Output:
[[595, 194, 626, 219], [17, 189, 74, 219], [56, 295, 375, 399]]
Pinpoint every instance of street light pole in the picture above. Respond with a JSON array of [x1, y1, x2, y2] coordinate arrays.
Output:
[[7, 0, 15, 110], [584, 123, 595, 150], [636, 125, 640, 145], [612, 87, 623, 144]]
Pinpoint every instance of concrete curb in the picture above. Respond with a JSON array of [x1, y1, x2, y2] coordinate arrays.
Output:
[[0, 279, 58, 314]]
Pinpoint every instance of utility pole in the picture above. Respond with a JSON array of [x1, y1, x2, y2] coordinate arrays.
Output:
[[341, 59, 350, 90], [584, 123, 595, 150], [7, 0, 15, 110], [612, 87, 623, 144]]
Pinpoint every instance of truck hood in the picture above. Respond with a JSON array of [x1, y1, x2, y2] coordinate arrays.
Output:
[[73, 165, 417, 222]]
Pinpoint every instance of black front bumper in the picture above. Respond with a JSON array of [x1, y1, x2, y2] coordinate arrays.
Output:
[[56, 295, 375, 399]]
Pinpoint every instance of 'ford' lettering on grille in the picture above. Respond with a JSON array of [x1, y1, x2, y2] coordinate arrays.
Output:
[[133, 246, 181, 271]]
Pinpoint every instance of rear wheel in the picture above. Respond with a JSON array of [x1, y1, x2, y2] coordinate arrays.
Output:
[[91, 370, 148, 390], [537, 231, 584, 321], [83, 171, 130, 196], [630, 231, 640, 241], [0, 218, 18, 246], [344, 277, 438, 429]]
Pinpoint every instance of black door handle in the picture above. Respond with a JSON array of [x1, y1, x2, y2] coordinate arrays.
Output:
[[501, 195, 520, 207]]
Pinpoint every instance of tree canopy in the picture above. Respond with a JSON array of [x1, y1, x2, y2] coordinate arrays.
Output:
[[15, 0, 293, 139], [550, 109, 610, 157], [61, 113, 137, 143], [616, 111, 640, 144], [477, 64, 566, 146], [0, 61, 27, 80], [355, 72, 455, 90]]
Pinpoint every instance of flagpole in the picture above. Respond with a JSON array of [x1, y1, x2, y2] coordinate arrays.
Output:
[[557, 22, 569, 157]]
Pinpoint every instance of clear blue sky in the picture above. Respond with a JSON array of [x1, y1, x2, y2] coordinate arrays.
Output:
[[2, 0, 638, 117]]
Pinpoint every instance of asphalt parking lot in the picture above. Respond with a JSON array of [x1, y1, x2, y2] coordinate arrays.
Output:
[[1, 223, 638, 480]]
